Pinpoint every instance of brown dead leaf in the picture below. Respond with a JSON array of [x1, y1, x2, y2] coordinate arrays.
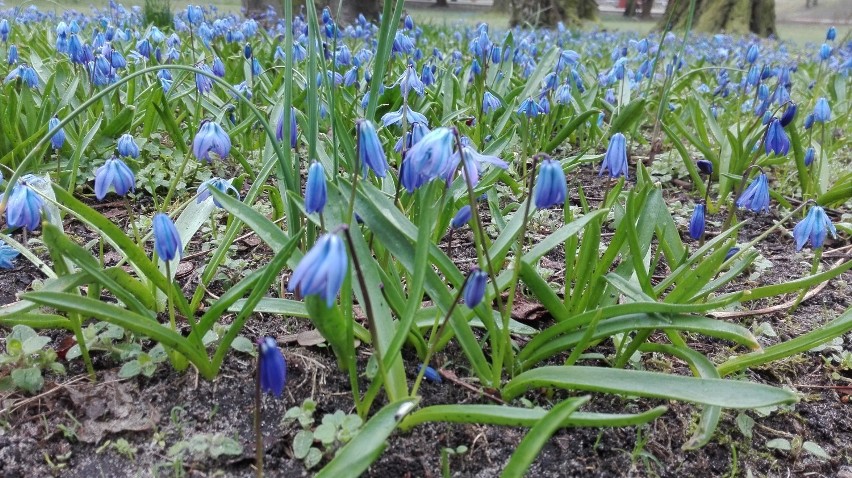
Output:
[[65, 375, 160, 443]]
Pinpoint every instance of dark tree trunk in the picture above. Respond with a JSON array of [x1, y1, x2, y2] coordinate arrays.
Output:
[[658, 0, 776, 37], [624, 0, 636, 17], [510, 0, 598, 27], [436, 0, 449, 7], [640, 0, 653, 18]]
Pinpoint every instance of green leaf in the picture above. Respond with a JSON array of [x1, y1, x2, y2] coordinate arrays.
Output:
[[230, 336, 256, 355], [802, 441, 829, 460], [315, 399, 417, 478], [501, 397, 589, 478], [502, 366, 797, 409], [11, 367, 43, 393], [609, 98, 646, 134], [399, 404, 667, 431], [118, 360, 142, 379], [765, 438, 791, 451], [293, 430, 314, 460], [21, 335, 50, 355]]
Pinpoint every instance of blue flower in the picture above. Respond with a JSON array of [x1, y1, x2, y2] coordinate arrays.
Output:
[[195, 64, 213, 95], [724, 247, 740, 261], [357, 120, 388, 178], [793, 206, 836, 251], [746, 44, 759, 64], [0, 19, 9, 42], [534, 158, 567, 209], [454, 140, 508, 188], [417, 364, 442, 383], [804, 113, 815, 130], [600, 133, 629, 179], [48, 116, 65, 150], [158, 69, 173, 92], [212, 56, 225, 77], [192, 120, 231, 162], [287, 233, 348, 308], [186, 5, 204, 25], [826, 26, 836, 41], [819, 43, 831, 61], [94, 157, 135, 200], [451, 205, 472, 229], [381, 105, 428, 128], [804, 147, 816, 167], [117, 133, 140, 159], [813, 97, 831, 123], [689, 203, 705, 240], [258, 337, 287, 397], [517, 97, 541, 118], [197, 177, 239, 207], [0, 241, 19, 269], [6, 182, 43, 231], [736, 173, 771, 214], [780, 103, 797, 127], [7, 44, 17, 65], [697, 159, 713, 175], [482, 91, 502, 114], [764, 118, 790, 156], [463, 268, 488, 308], [4, 64, 38, 88], [404, 14, 414, 30], [401, 127, 455, 193], [153, 213, 181, 261], [395, 64, 424, 97], [420, 64, 435, 86], [304, 162, 327, 214]]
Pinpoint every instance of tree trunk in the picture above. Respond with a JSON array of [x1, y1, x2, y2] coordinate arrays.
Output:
[[493, 0, 511, 11], [640, 0, 652, 18], [281, 0, 380, 24], [657, 0, 775, 37], [436, 0, 449, 7], [510, 0, 598, 27], [624, 0, 636, 17]]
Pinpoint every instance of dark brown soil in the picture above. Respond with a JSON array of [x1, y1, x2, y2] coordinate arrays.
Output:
[[1, 167, 850, 478]]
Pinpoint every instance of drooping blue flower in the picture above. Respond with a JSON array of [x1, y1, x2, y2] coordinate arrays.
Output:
[[453, 139, 508, 188], [195, 63, 213, 95], [780, 102, 797, 127], [804, 113, 815, 130], [186, 5, 204, 26], [287, 233, 348, 308], [401, 127, 455, 193], [826, 26, 837, 41], [381, 105, 428, 128], [534, 158, 567, 209], [212, 56, 225, 77], [724, 247, 740, 261], [813, 97, 831, 123], [689, 203, 705, 240], [764, 118, 790, 157], [48, 116, 65, 150], [197, 177, 239, 207], [258, 337, 287, 397], [192, 120, 231, 162], [517, 97, 541, 118], [804, 147, 816, 167], [0, 19, 9, 42], [357, 119, 387, 178], [463, 268, 488, 308], [697, 159, 713, 175], [482, 91, 502, 114], [819, 43, 831, 61], [6, 182, 43, 231], [417, 364, 442, 383], [420, 64, 435, 87], [153, 213, 181, 261], [304, 162, 327, 215], [746, 44, 759, 64], [395, 64, 424, 97], [600, 133, 629, 179], [94, 157, 135, 200], [157, 69, 173, 92], [793, 206, 836, 251], [243, 42, 252, 60], [736, 173, 771, 214], [403, 14, 414, 30], [4, 64, 38, 88], [251, 57, 261, 77], [117, 133, 140, 159], [0, 241, 19, 270], [451, 205, 472, 229], [394, 122, 431, 154], [7, 44, 17, 65]]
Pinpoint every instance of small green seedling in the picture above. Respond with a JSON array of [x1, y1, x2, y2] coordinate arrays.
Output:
[[0, 325, 65, 393]]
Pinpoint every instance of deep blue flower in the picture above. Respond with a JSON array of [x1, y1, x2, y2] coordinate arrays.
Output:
[[780, 103, 797, 127], [243, 42, 252, 60], [819, 43, 831, 61], [117, 133, 140, 159], [258, 337, 287, 397], [0, 19, 9, 42], [804, 113, 815, 130], [158, 69, 173, 92], [463, 268, 488, 308], [724, 247, 740, 261], [197, 177, 239, 207], [813, 97, 831, 123], [7, 44, 17, 65], [212, 56, 225, 77], [94, 157, 135, 200], [251, 58, 261, 76], [764, 118, 790, 156], [482, 91, 502, 114], [804, 147, 816, 166], [401, 127, 455, 193], [287, 233, 348, 307], [451, 205, 472, 229], [689, 203, 705, 240], [417, 364, 442, 383], [195, 64, 213, 95], [394, 122, 431, 153], [534, 158, 567, 209], [517, 97, 541, 118], [697, 159, 713, 175], [357, 120, 388, 178], [600, 133, 629, 179], [153, 213, 181, 261], [48, 116, 65, 150], [304, 162, 327, 215], [6, 182, 43, 231], [395, 64, 424, 97], [420, 64, 435, 86], [186, 5, 204, 25], [192, 120, 231, 162], [826, 26, 836, 41], [736, 173, 770, 213], [4, 64, 38, 88], [793, 206, 836, 251], [404, 14, 414, 30], [0, 241, 19, 269], [746, 44, 759, 64]]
